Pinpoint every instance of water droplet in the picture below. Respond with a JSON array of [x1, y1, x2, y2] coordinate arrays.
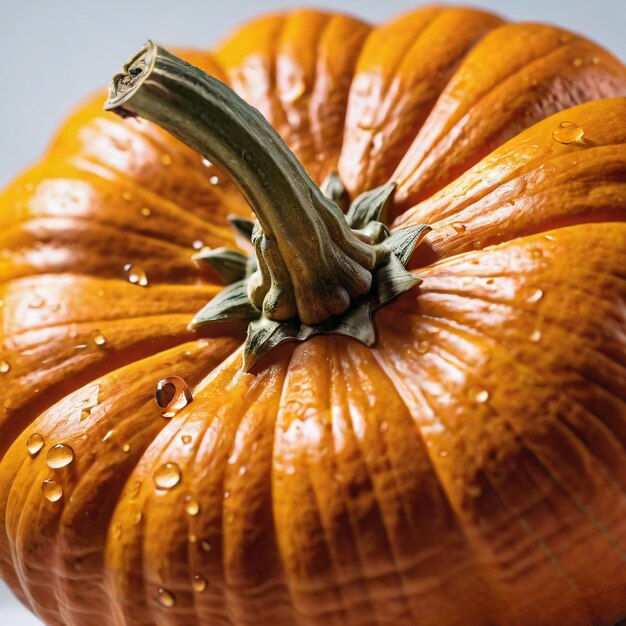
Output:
[[544, 234, 554, 241], [200, 540, 211, 552], [552, 121, 584, 145], [155, 376, 193, 418], [224, 491, 230, 500], [192, 240, 204, 250], [29, 295, 45, 309], [192, 574, 207, 592], [592, 56, 600, 65], [201, 158, 212, 168], [160, 154, 172, 166], [133, 509, 143, 524], [27, 433, 45, 456], [42, 479, 63, 502], [124, 264, 148, 287], [473, 389, 489, 403], [80, 408, 91, 422], [141, 207, 152, 217], [113, 522, 122, 539], [47, 444, 75, 469], [102, 429, 114, 442], [417, 341, 428, 354], [527, 288, 544, 303], [92, 330, 106, 346], [209, 175, 220, 186], [451, 222, 466, 233], [529, 329, 542, 342], [573, 58, 583, 67], [189, 534, 198, 544], [185, 495, 200, 516], [0, 360, 10, 374], [282, 78, 306, 103], [157, 588, 175, 608], [154, 462, 181, 490], [122, 443, 131, 453], [181, 434, 192, 445], [379, 421, 389, 433], [439, 450, 449, 458], [122, 191, 133, 202]]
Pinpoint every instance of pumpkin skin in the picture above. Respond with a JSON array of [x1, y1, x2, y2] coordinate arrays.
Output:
[[1, 5, 626, 626]]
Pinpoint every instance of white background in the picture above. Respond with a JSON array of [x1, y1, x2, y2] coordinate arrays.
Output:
[[0, 0, 624, 624]]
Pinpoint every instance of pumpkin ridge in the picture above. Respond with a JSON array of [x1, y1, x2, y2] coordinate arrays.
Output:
[[350, 8, 505, 193], [272, 10, 333, 174], [391, 27, 577, 207], [0, 162, 236, 251], [391, 26, 626, 210], [337, 6, 448, 196], [269, 343, 350, 624], [332, 344, 410, 626], [370, 337, 505, 622], [1, 338, 241, 625], [308, 15, 372, 181], [341, 345, 450, 624], [108, 350, 290, 625], [68, 154, 250, 229], [375, 318, 592, 622]]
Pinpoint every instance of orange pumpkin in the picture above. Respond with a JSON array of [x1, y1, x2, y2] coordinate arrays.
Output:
[[1, 6, 626, 626]]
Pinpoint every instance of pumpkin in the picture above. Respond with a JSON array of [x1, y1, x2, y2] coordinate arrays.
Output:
[[1, 5, 626, 626]]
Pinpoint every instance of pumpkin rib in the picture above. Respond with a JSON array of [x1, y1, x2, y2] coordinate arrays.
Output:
[[391, 26, 626, 210], [270, 342, 359, 626], [376, 322, 616, 625], [407, 303, 626, 500], [272, 10, 334, 175], [307, 14, 372, 180], [394, 100, 626, 264], [271, 337, 491, 626], [215, 14, 289, 136], [327, 344, 412, 626], [0, 177, 235, 260], [0, 326, 239, 460], [0, 338, 241, 626], [0, 164, 236, 253], [125, 353, 292, 617], [394, 97, 626, 228], [338, 6, 447, 196], [0, 216, 210, 285], [50, 112, 248, 229], [340, 344, 464, 625], [370, 339, 509, 624], [69, 154, 251, 227], [338, 7, 504, 195], [1, 274, 220, 333]]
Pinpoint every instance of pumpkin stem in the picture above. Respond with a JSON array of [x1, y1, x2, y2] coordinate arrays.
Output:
[[105, 42, 431, 370], [105, 41, 381, 326]]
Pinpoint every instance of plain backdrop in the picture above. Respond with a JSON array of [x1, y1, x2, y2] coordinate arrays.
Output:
[[0, 0, 624, 624]]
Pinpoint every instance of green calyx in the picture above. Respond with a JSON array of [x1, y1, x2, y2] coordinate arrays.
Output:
[[192, 181, 430, 371], [105, 41, 430, 371]]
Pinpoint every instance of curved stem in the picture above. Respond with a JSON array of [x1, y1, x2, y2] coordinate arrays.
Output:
[[105, 41, 378, 325]]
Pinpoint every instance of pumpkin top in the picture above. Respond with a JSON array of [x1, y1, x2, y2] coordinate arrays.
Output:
[[0, 6, 626, 626]]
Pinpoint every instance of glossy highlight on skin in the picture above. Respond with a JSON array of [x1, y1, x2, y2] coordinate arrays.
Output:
[[0, 6, 625, 626]]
